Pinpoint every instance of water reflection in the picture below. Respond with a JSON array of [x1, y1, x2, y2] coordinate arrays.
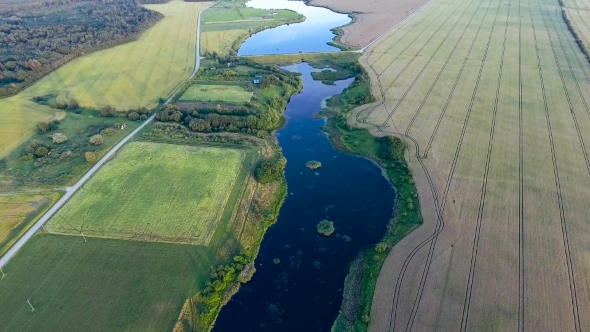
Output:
[[238, 0, 351, 55]]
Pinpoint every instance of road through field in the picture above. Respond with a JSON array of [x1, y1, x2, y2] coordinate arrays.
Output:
[[351, 0, 590, 329], [0, 1, 217, 270]]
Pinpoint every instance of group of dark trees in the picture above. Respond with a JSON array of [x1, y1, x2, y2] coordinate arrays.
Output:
[[378, 136, 406, 161], [155, 104, 283, 133], [0, 0, 163, 96], [254, 157, 286, 183]]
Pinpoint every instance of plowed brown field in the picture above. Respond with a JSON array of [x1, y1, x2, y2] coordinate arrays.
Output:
[[309, 0, 432, 47], [350, 0, 590, 329]]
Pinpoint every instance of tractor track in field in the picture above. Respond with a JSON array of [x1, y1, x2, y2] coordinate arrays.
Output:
[[353, 0, 504, 330], [374, 0, 482, 131], [459, 1, 510, 329], [363, 0, 505, 329], [537, 0, 582, 329], [519, 0, 525, 329], [355, 0, 469, 124]]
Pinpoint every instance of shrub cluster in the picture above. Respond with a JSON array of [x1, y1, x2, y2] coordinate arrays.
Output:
[[378, 136, 405, 161], [254, 157, 287, 184]]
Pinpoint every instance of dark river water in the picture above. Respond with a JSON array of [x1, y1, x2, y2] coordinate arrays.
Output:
[[237, 0, 351, 56], [213, 64, 396, 331]]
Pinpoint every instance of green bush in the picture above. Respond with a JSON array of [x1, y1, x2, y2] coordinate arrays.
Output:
[[100, 128, 116, 136], [34, 146, 49, 157], [254, 157, 286, 183], [127, 112, 140, 121], [89, 134, 104, 145], [317, 220, 335, 236]]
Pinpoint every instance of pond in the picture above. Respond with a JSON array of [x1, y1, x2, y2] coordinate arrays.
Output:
[[237, 0, 351, 56], [213, 63, 396, 331]]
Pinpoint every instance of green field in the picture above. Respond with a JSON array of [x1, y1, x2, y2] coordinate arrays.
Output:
[[0, 234, 210, 332], [47, 142, 246, 245], [0, 0, 208, 159], [178, 84, 253, 104], [348, 0, 590, 329]]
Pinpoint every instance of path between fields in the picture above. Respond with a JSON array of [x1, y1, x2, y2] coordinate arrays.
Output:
[[0, 1, 219, 270]]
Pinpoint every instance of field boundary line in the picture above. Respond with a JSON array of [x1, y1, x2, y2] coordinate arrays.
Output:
[[0, 0, 220, 270]]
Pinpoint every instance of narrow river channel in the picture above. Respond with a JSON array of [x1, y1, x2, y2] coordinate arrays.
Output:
[[213, 64, 396, 331]]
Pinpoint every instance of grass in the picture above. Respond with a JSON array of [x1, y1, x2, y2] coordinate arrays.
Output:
[[0, 0, 208, 158], [46, 142, 248, 245], [0, 234, 210, 332], [178, 84, 253, 104], [345, 0, 590, 329], [0, 192, 61, 256], [200, 0, 303, 56], [0, 110, 141, 189]]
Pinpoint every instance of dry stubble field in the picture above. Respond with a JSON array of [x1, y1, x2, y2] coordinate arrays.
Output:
[[350, 0, 590, 330], [309, 0, 431, 47]]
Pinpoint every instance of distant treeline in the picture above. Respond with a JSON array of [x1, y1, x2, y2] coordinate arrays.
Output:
[[0, 0, 162, 97]]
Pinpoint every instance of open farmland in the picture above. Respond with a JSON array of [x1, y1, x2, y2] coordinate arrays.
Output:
[[0, 0, 207, 158], [562, 0, 590, 54], [47, 142, 251, 245], [178, 84, 253, 103], [309, 0, 432, 47], [0, 192, 60, 256], [200, 0, 302, 56], [348, 0, 590, 329], [0, 234, 210, 331]]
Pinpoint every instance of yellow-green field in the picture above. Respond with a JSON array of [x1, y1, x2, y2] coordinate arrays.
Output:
[[348, 0, 590, 330], [178, 84, 253, 103], [46, 142, 246, 245], [0, 192, 60, 255], [0, 0, 208, 159]]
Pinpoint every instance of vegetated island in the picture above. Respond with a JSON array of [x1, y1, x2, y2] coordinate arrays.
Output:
[[306, 160, 322, 169], [317, 219, 335, 236]]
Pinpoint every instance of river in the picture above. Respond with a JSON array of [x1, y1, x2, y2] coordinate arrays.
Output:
[[213, 64, 396, 331], [237, 0, 351, 56]]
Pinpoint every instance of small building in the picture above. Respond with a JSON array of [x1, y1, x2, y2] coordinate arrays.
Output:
[[253, 79, 260, 84]]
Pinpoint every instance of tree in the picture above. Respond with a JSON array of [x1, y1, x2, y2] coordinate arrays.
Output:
[[52, 133, 67, 144], [127, 111, 139, 121], [100, 105, 117, 117], [89, 134, 104, 145], [36, 121, 51, 132], [85, 151, 99, 163], [34, 146, 49, 157]]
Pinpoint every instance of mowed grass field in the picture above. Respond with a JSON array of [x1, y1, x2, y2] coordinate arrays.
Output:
[[0, 0, 208, 159], [0, 234, 210, 332], [178, 84, 253, 103], [349, 0, 590, 330], [46, 142, 246, 245]]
